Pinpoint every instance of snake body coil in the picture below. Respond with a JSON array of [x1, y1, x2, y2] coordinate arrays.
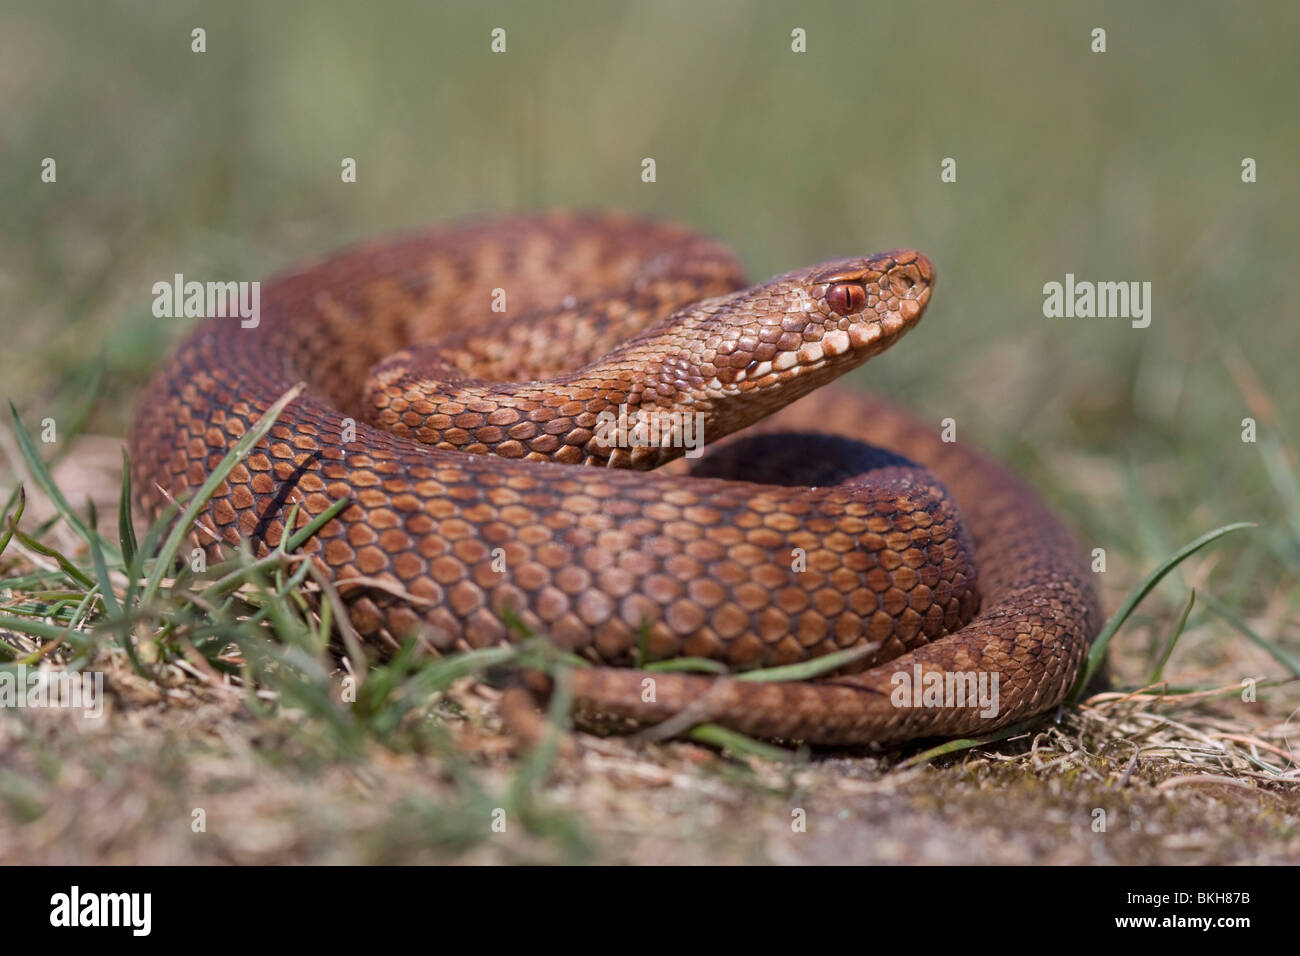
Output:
[[131, 213, 1100, 745]]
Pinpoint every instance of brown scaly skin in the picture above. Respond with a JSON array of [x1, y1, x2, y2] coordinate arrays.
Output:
[[130, 212, 1101, 746]]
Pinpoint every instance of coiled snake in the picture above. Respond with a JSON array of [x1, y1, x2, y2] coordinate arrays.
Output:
[[131, 213, 1100, 745]]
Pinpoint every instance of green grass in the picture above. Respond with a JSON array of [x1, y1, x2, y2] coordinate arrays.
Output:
[[0, 397, 596, 861]]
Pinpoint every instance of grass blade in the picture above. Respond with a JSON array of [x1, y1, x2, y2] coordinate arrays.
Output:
[[899, 717, 1043, 768], [1199, 590, 1300, 677], [118, 447, 138, 568], [124, 498, 179, 607], [0, 614, 80, 643], [138, 383, 303, 610], [735, 643, 879, 682], [284, 495, 350, 553], [1148, 589, 1195, 684], [7, 401, 112, 557], [0, 486, 27, 560], [642, 656, 728, 674], [88, 525, 120, 618], [12, 527, 95, 590], [687, 724, 794, 762], [1067, 521, 1255, 703]]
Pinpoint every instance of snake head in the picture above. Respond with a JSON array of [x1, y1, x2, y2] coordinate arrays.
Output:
[[695, 249, 935, 399]]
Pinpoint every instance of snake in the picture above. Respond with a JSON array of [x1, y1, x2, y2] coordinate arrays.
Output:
[[130, 212, 1101, 746]]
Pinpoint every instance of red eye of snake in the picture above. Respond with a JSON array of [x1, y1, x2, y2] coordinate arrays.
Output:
[[827, 281, 867, 316]]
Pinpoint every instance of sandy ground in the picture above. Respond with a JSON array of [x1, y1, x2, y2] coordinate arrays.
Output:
[[3, 646, 1297, 865]]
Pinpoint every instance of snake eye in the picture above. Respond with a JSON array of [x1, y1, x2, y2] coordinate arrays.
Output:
[[827, 281, 867, 316]]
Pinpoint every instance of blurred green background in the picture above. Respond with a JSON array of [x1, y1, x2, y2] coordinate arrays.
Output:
[[3, 0, 1298, 662]]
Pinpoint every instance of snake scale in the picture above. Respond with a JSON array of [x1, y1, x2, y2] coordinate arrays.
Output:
[[130, 212, 1101, 745]]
